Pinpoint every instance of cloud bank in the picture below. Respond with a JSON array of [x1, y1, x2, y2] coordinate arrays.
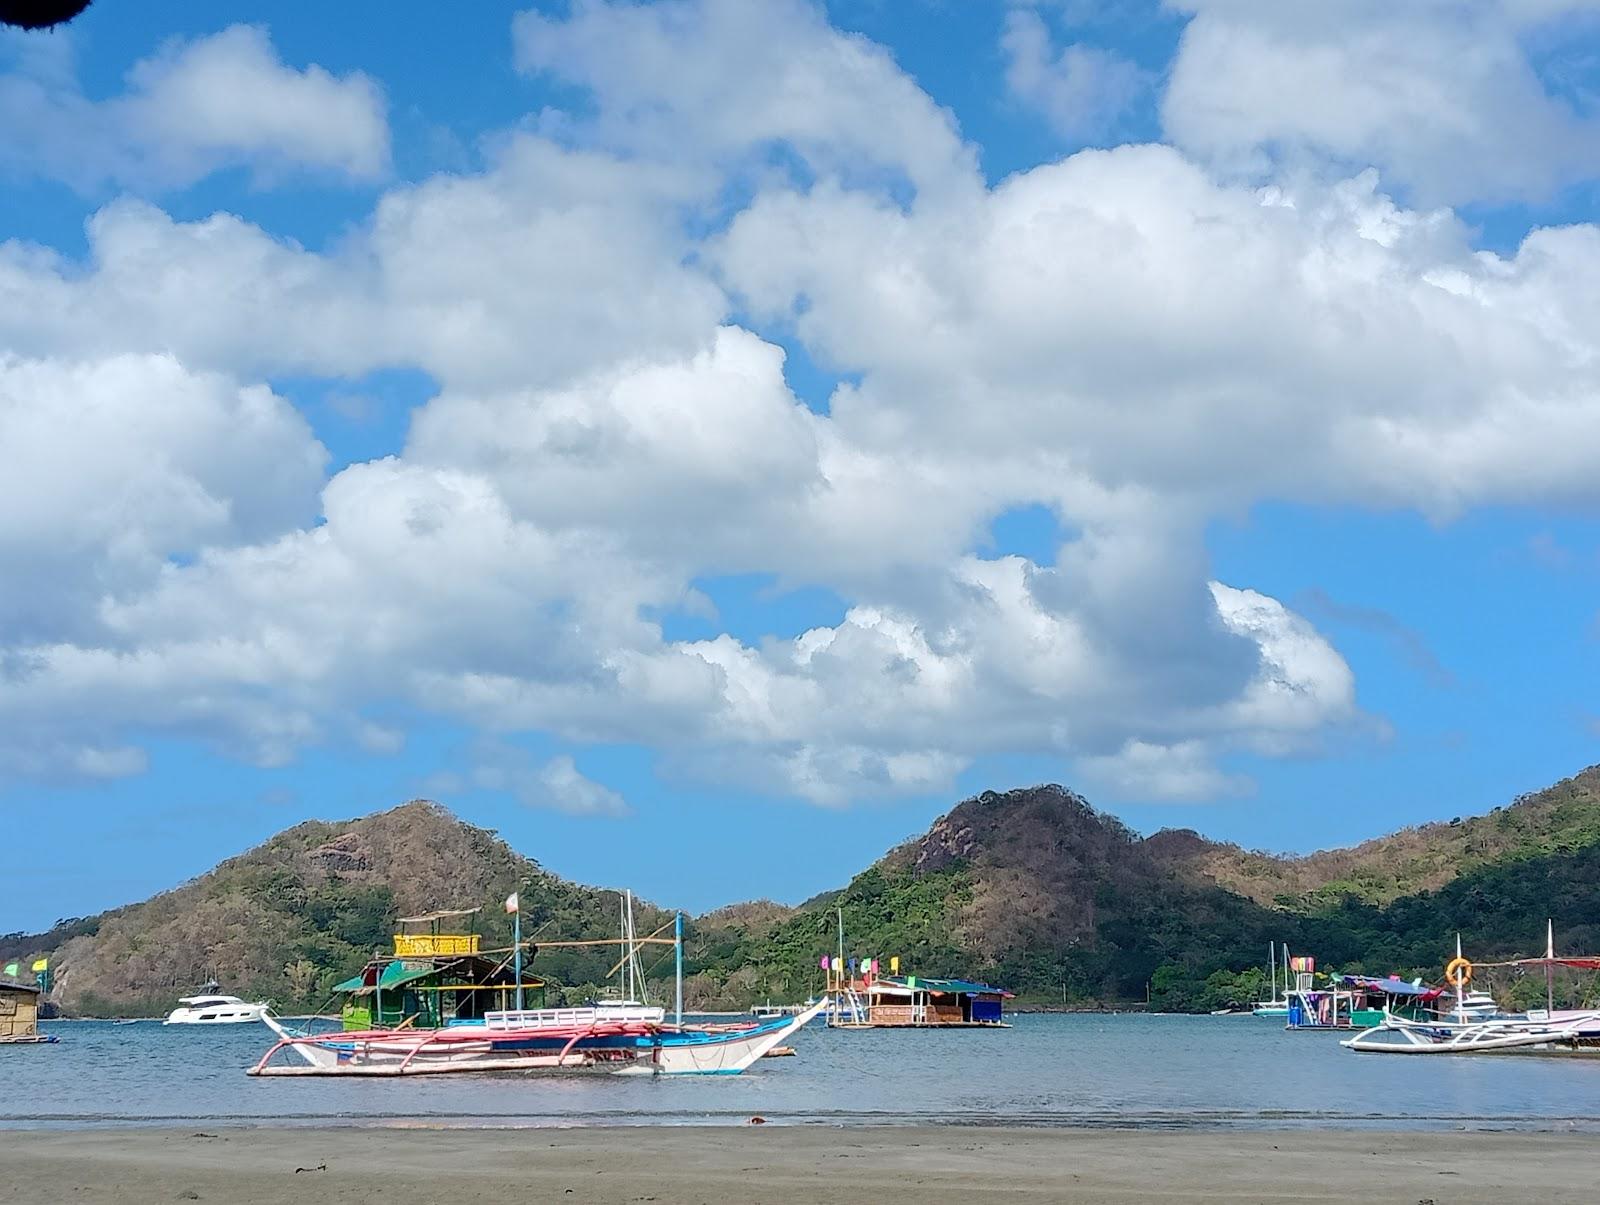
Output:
[[3, 1, 1599, 806]]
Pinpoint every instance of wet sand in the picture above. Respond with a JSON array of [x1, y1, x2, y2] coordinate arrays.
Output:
[[2, 1125, 1594, 1203]]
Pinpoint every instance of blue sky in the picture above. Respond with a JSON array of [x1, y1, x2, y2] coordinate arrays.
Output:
[[3, 1, 1600, 932]]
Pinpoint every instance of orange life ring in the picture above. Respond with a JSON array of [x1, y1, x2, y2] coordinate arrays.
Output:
[[1445, 956, 1473, 986]]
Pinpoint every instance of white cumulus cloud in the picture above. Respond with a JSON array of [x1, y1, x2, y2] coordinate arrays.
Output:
[[0, 24, 389, 190]]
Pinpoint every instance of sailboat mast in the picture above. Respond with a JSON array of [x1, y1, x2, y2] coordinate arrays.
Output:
[[1455, 933, 1465, 1023], [618, 893, 628, 1001], [626, 889, 637, 1002]]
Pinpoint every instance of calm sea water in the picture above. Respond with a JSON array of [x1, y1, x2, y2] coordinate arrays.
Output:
[[7, 1014, 1600, 1130]]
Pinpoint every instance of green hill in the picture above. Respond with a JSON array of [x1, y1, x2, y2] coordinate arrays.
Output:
[[9, 766, 1600, 1016], [13, 801, 671, 1016], [1147, 766, 1600, 910], [687, 769, 1600, 1011]]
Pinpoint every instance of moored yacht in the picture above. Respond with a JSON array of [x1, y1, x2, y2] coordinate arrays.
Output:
[[164, 982, 270, 1025]]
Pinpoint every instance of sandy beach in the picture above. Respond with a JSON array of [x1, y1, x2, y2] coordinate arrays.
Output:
[[2, 1125, 1595, 1204]]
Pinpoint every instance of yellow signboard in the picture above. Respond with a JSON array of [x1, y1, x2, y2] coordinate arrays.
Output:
[[393, 934, 479, 957]]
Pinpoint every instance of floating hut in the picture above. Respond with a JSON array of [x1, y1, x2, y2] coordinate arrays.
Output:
[[1287, 974, 1441, 1031], [335, 908, 545, 1031], [854, 975, 1012, 1027], [826, 966, 1012, 1029], [0, 978, 54, 1044]]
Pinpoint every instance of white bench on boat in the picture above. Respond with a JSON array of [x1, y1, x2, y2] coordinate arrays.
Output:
[[481, 1006, 665, 1031]]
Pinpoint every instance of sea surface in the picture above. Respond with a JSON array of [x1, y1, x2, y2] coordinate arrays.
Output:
[[7, 1013, 1600, 1131]]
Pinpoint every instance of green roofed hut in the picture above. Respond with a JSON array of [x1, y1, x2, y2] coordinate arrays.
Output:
[[335, 908, 545, 1031], [841, 974, 1012, 1028]]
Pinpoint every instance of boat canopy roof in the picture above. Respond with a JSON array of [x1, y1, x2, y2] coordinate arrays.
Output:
[[1336, 975, 1444, 1000], [332, 954, 539, 996], [332, 962, 439, 996], [876, 974, 1014, 998]]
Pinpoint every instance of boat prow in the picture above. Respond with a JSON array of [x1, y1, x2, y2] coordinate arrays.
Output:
[[649, 996, 829, 1076]]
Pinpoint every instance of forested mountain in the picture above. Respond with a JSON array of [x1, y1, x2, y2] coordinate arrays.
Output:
[[690, 769, 1600, 1010], [3, 801, 671, 1016], [8, 767, 1600, 1015]]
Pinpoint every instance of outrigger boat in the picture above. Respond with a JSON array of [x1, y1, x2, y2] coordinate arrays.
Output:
[[1344, 924, 1600, 1057], [250, 894, 827, 1077], [253, 1001, 825, 1076]]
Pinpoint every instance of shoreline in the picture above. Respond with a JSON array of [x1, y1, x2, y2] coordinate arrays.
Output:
[[4, 1124, 1597, 1204]]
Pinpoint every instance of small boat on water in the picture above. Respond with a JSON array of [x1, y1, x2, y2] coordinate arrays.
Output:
[[751, 1001, 803, 1018], [164, 982, 270, 1025]]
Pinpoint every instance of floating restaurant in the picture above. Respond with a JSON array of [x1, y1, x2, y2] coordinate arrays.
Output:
[[822, 955, 1012, 1028], [844, 974, 1013, 1028]]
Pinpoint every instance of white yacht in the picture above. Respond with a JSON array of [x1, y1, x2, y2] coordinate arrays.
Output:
[[164, 982, 269, 1025]]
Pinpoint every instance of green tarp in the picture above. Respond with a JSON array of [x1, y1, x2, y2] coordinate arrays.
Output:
[[332, 962, 437, 996]]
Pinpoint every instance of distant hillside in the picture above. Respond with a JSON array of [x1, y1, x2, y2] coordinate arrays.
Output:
[[15, 766, 1600, 1016], [691, 771, 1600, 1011], [29, 801, 669, 1016], [1147, 766, 1600, 909], [691, 785, 1290, 1006]]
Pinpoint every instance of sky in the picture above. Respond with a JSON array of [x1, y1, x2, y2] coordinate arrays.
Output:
[[4, 0, 1600, 933]]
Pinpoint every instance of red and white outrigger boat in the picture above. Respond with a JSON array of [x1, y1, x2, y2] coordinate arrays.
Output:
[[249, 896, 827, 1077], [251, 1000, 826, 1076]]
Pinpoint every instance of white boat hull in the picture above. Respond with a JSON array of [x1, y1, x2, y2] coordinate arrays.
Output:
[[164, 1003, 269, 1025], [1343, 1010, 1600, 1056]]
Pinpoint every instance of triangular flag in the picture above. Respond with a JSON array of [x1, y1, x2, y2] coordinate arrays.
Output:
[[504, 892, 519, 914]]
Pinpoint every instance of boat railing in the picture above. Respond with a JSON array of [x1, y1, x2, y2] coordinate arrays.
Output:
[[483, 1006, 665, 1031]]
